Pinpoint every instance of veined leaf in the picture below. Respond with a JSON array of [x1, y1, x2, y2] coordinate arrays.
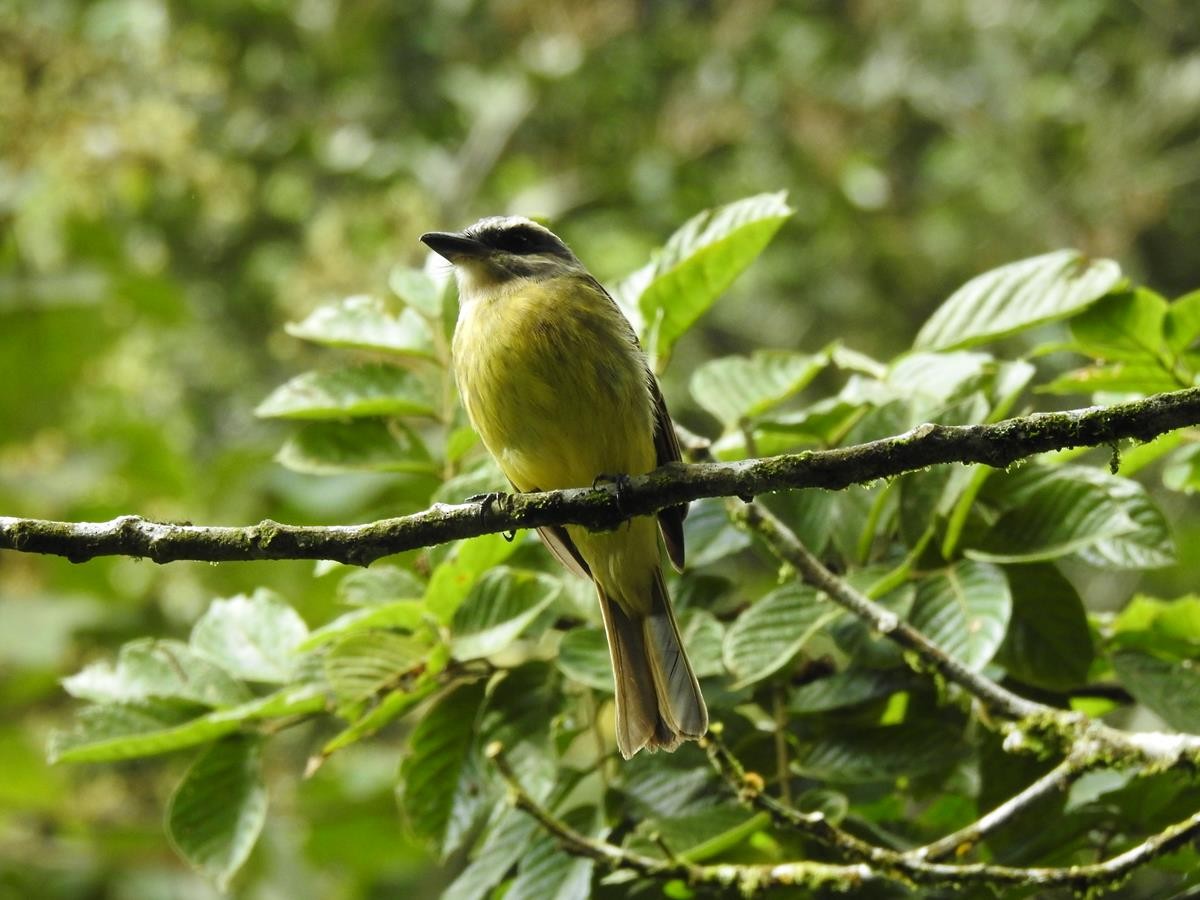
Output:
[[995, 564, 1093, 691], [285, 294, 435, 359], [63, 639, 251, 708], [689, 349, 827, 428], [557, 627, 613, 692], [793, 722, 969, 783], [167, 735, 267, 892], [277, 419, 436, 475], [508, 808, 602, 900], [338, 565, 426, 606], [443, 810, 539, 900], [915, 250, 1122, 351], [614, 192, 792, 366], [723, 584, 840, 688], [627, 807, 767, 863], [678, 609, 726, 679], [190, 589, 309, 683], [971, 466, 1174, 569], [789, 668, 916, 714], [1165, 289, 1200, 355], [424, 533, 522, 624], [319, 672, 441, 758], [1039, 362, 1181, 396], [324, 631, 428, 702], [48, 686, 326, 763], [684, 498, 752, 568], [300, 600, 427, 650], [1067, 289, 1169, 364], [450, 568, 560, 661], [397, 681, 486, 855], [908, 561, 1010, 672], [255, 363, 435, 420]]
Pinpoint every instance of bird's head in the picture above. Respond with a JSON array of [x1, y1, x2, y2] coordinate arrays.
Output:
[[420, 216, 583, 291]]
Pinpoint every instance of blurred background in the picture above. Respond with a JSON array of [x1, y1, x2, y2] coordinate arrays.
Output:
[[2, 1, 1200, 897]]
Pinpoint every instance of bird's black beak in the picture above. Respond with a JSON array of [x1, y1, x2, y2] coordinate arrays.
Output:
[[420, 231, 489, 262]]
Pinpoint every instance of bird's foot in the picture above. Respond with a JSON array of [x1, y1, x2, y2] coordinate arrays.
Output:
[[592, 472, 634, 514]]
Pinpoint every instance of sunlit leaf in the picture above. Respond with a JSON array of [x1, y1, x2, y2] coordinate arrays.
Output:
[[48, 686, 326, 763], [338, 565, 426, 606], [451, 568, 560, 661], [167, 735, 267, 892], [424, 533, 522, 624], [324, 631, 428, 702], [285, 294, 436, 359], [915, 250, 1123, 351], [388, 266, 442, 318], [684, 498, 751, 568], [255, 363, 436, 420], [190, 589, 309, 683], [277, 419, 436, 475], [300, 600, 427, 650], [723, 584, 840, 688], [689, 350, 827, 427], [63, 639, 251, 708], [908, 561, 1010, 671], [1066, 289, 1169, 363], [614, 191, 792, 366]]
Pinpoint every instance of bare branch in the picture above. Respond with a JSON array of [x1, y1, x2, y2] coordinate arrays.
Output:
[[3, 388, 1199, 566]]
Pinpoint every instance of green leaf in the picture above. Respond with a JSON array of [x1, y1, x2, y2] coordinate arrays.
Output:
[[62, 639, 251, 708], [285, 294, 435, 359], [678, 609, 726, 679], [450, 568, 561, 661], [969, 466, 1169, 567], [319, 673, 441, 758], [615, 191, 792, 365], [48, 686, 326, 763], [508, 808, 600, 900], [915, 250, 1123, 351], [1164, 289, 1200, 355], [1111, 594, 1200, 659], [276, 419, 435, 475], [995, 565, 1093, 691], [398, 681, 486, 854], [556, 627, 613, 692], [443, 810, 539, 900], [1039, 362, 1181, 396], [1067, 289, 1169, 363], [628, 807, 768, 862], [689, 350, 827, 428], [1163, 444, 1200, 495], [338, 565, 426, 606], [723, 584, 840, 688], [793, 722, 969, 783], [300, 600, 428, 650], [908, 561, 1011, 671], [388, 266, 442, 318], [324, 632, 428, 703], [424, 533, 522, 623], [1113, 651, 1200, 732], [684, 498, 752, 567], [166, 735, 267, 892], [255, 363, 435, 420], [788, 668, 915, 714], [190, 589, 309, 683]]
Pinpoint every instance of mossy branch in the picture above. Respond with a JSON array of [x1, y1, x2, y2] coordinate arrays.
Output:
[[3, 388, 1199, 566]]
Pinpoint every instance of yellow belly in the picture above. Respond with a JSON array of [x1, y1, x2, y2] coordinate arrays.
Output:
[[452, 276, 657, 493]]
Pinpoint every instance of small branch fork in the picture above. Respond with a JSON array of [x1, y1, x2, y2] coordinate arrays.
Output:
[[3, 388, 1200, 566]]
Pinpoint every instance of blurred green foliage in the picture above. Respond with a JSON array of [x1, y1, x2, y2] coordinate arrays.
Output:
[[3, 1, 1200, 898]]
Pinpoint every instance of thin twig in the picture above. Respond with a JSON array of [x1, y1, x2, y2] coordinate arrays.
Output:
[[4, 388, 1200, 565]]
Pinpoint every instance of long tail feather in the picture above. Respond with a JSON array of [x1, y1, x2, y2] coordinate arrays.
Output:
[[596, 572, 708, 759]]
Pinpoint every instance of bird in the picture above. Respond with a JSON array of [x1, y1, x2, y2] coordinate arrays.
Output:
[[421, 216, 708, 758]]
